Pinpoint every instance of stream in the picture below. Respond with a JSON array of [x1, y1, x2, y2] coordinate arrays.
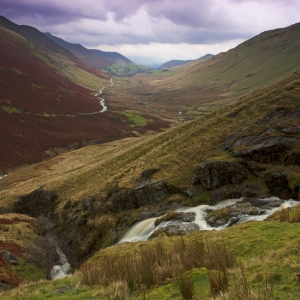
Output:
[[50, 247, 71, 280], [119, 197, 298, 243], [89, 77, 114, 114]]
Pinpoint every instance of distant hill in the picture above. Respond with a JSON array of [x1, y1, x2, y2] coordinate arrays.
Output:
[[45, 33, 150, 76], [155, 23, 300, 113], [90, 49, 132, 64], [44, 32, 114, 68], [158, 54, 213, 69]]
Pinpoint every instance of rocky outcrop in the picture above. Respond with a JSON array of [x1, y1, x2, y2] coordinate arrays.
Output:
[[112, 180, 185, 212], [264, 171, 298, 200], [14, 187, 58, 218], [231, 137, 298, 163], [210, 184, 261, 204], [151, 212, 199, 237], [2, 249, 18, 265], [205, 197, 285, 227], [152, 222, 200, 237], [196, 160, 248, 190]]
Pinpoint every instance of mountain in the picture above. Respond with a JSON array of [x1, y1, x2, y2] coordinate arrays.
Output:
[[44, 32, 114, 68], [1, 18, 300, 298], [0, 17, 139, 171], [45, 32, 150, 76], [90, 49, 132, 64], [158, 59, 194, 69], [146, 23, 300, 116], [158, 54, 213, 69]]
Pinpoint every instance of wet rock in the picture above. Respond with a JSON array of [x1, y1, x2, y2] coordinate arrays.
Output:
[[2, 250, 18, 265], [210, 184, 261, 204], [245, 197, 284, 208], [196, 160, 248, 190], [138, 202, 181, 221], [264, 171, 298, 200], [152, 222, 199, 237], [14, 187, 58, 218], [206, 200, 264, 227]]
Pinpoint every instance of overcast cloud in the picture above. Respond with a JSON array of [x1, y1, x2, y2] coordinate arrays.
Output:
[[1, 0, 299, 65]]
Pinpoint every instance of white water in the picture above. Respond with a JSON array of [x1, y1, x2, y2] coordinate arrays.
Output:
[[0, 174, 7, 180], [119, 197, 299, 243], [50, 247, 71, 280]]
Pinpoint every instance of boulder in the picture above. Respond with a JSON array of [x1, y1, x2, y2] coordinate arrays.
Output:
[[112, 180, 185, 212], [196, 160, 248, 190], [2, 250, 18, 265], [14, 187, 58, 217], [210, 184, 261, 204], [264, 171, 298, 200], [231, 137, 298, 163], [151, 222, 199, 237]]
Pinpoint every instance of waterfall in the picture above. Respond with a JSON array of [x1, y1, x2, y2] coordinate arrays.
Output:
[[119, 197, 298, 244], [50, 247, 71, 280]]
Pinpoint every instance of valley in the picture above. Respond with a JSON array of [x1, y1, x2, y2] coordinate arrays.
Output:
[[0, 15, 300, 300]]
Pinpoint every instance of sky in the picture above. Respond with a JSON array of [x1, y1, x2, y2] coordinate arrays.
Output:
[[1, 0, 300, 66]]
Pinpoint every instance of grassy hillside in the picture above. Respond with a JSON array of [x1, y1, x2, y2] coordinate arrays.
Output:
[[0, 69, 299, 276], [1, 206, 300, 299], [122, 22, 300, 119]]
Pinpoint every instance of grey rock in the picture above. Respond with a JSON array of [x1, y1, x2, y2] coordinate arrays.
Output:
[[210, 184, 261, 204], [256, 110, 285, 124], [281, 126, 300, 134], [232, 137, 298, 163], [2, 250, 18, 265], [155, 222, 199, 236], [112, 180, 185, 212], [264, 171, 298, 200], [14, 187, 58, 217], [196, 160, 248, 190], [289, 107, 300, 119]]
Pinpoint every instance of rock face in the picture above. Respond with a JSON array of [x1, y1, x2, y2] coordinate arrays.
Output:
[[231, 137, 298, 163], [196, 160, 248, 190], [112, 180, 185, 212], [264, 171, 298, 200], [14, 187, 58, 217]]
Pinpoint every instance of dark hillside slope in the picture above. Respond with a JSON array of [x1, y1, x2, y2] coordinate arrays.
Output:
[[90, 49, 132, 64], [45, 32, 114, 68], [0, 23, 133, 172]]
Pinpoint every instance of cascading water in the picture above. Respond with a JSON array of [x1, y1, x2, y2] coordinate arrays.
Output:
[[119, 197, 299, 243], [50, 247, 71, 280]]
